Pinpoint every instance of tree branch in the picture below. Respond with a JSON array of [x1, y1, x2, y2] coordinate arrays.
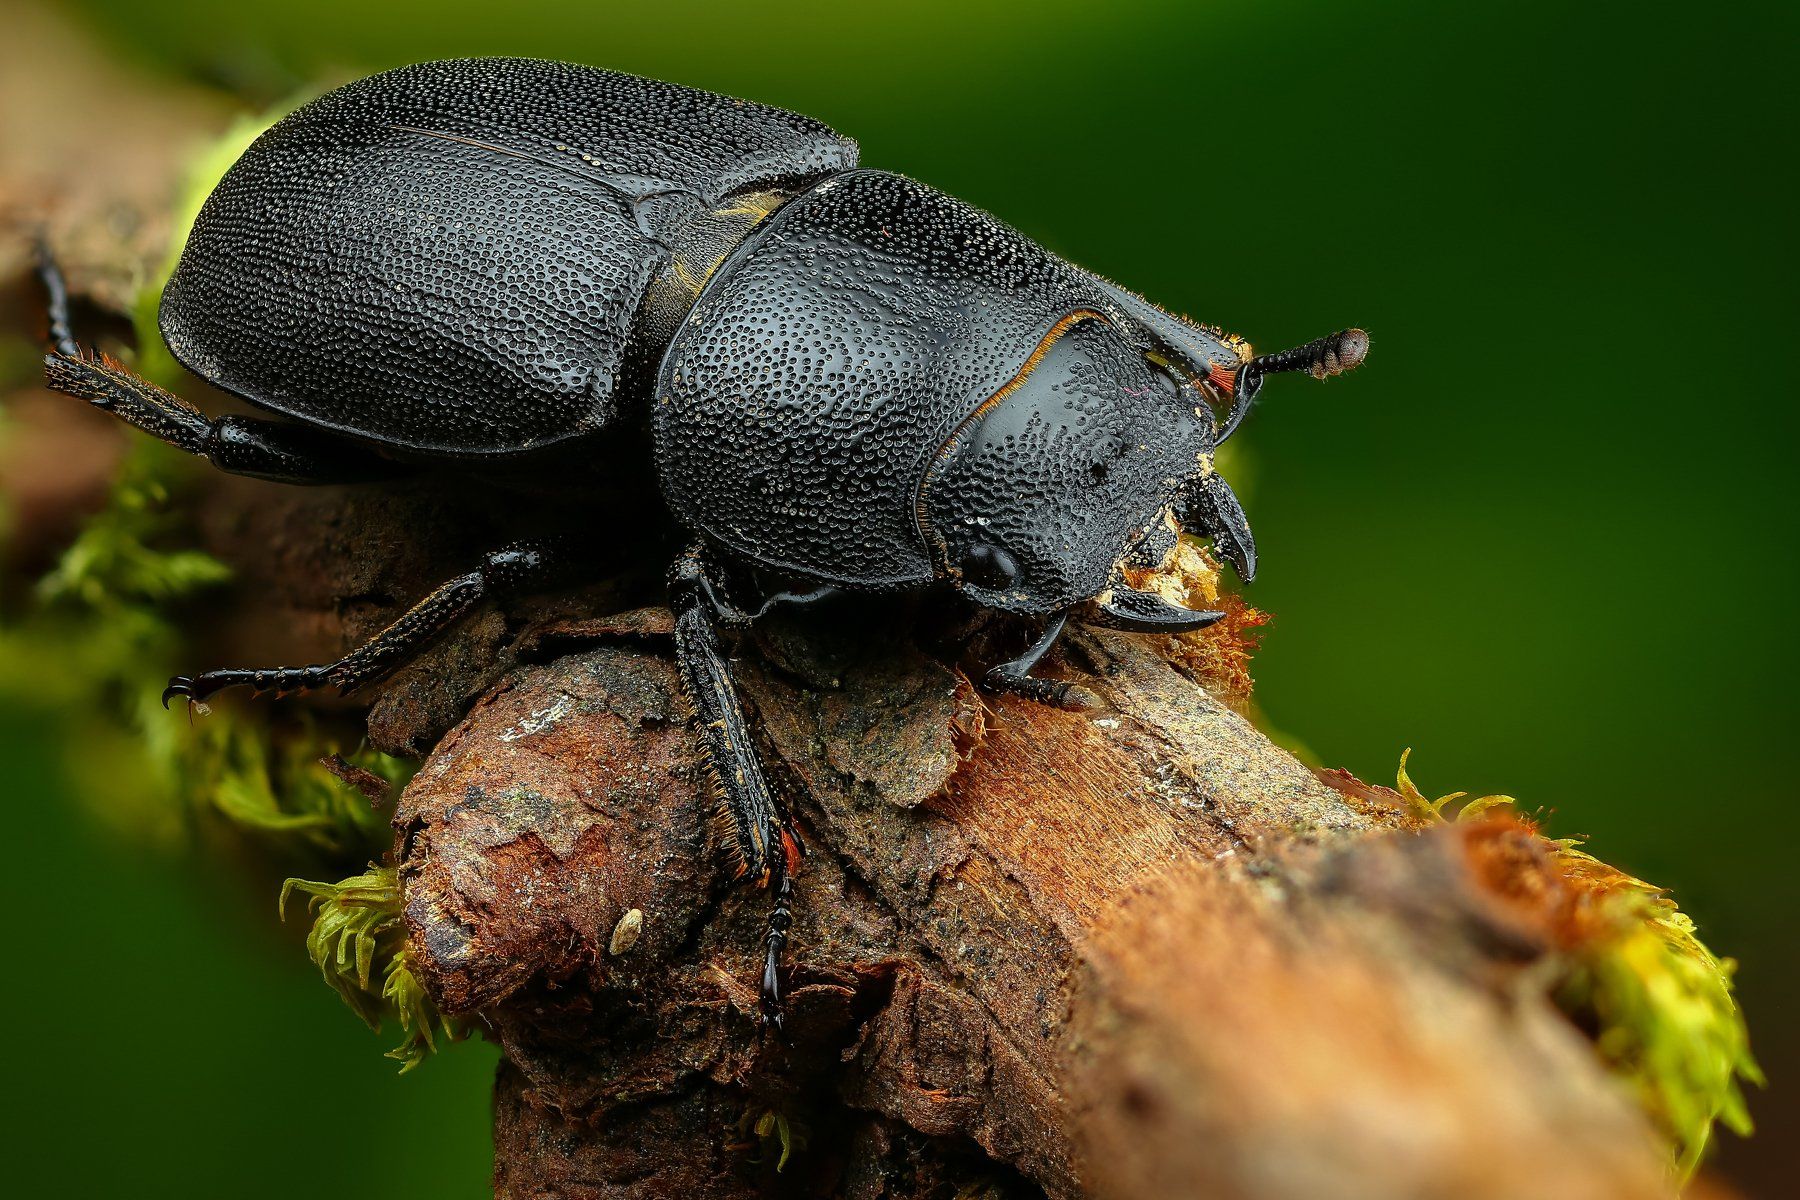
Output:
[[373, 531, 1678, 1198]]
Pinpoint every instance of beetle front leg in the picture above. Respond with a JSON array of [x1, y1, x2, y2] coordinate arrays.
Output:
[[669, 546, 802, 1031], [983, 610, 1095, 709]]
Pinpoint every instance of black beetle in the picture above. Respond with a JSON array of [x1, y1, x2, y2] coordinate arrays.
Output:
[[38, 57, 1366, 1029]]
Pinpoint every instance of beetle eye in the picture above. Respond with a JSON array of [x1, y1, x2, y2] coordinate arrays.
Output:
[[958, 543, 1020, 590]]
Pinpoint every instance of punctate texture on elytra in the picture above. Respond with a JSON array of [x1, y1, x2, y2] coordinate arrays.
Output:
[[160, 57, 857, 454]]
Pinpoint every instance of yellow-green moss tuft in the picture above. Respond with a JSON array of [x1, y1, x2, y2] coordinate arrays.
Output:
[[207, 720, 402, 853], [1548, 846, 1762, 1176], [732, 1103, 808, 1173], [1393, 747, 1517, 822], [1398, 752, 1759, 1176], [282, 866, 463, 1072]]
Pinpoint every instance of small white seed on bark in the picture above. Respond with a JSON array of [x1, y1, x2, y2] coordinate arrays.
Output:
[[609, 908, 644, 956]]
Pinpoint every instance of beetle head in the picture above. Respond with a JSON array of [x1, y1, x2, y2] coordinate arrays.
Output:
[[922, 314, 1367, 625], [920, 313, 1222, 622]]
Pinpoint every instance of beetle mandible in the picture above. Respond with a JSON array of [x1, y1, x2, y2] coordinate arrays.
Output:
[[38, 58, 1366, 1029]]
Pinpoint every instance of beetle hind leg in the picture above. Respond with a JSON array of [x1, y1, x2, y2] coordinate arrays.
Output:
[[42, 349, 405, 487], [669, 545, 803, 1031], [34, 245, 404, 487], [35, 239, 81, 359]]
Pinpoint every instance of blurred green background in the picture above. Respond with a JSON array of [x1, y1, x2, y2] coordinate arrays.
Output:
[[2, 0, 1792, 1194]]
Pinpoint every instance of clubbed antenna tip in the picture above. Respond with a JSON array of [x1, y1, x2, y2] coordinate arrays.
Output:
[[1249, 328, 1369, 381], [1215, 329, 1368, 443]]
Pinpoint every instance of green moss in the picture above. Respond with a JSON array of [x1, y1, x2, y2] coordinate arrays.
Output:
[[1, 441, 424, 1071], [5, 445, 426, 1055], [206, 717, 404, 852], [733, 1102, 808, 1173], [1396, 752, 1760, 1177], [282, 866, 463, 1072], [2, 437, 405, 856], [35, 451, 229, 608], [2, 445, 217, 841], [1392, 746, 1517, 822], [1549, 846, 1763, 1177]]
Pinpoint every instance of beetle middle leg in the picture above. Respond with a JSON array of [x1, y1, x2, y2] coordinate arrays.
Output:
[[34, 247, 403, 486], [669, 545, 802, 1031], [163, 541, 572, 707]]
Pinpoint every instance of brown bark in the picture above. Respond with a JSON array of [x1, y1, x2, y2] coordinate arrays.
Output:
[[368, 535, 1674, 1200]]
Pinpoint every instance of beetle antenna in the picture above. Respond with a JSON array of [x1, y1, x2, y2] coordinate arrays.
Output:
[[1247, 329, 1368, 383], [1215, 329, 1368, 443]]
